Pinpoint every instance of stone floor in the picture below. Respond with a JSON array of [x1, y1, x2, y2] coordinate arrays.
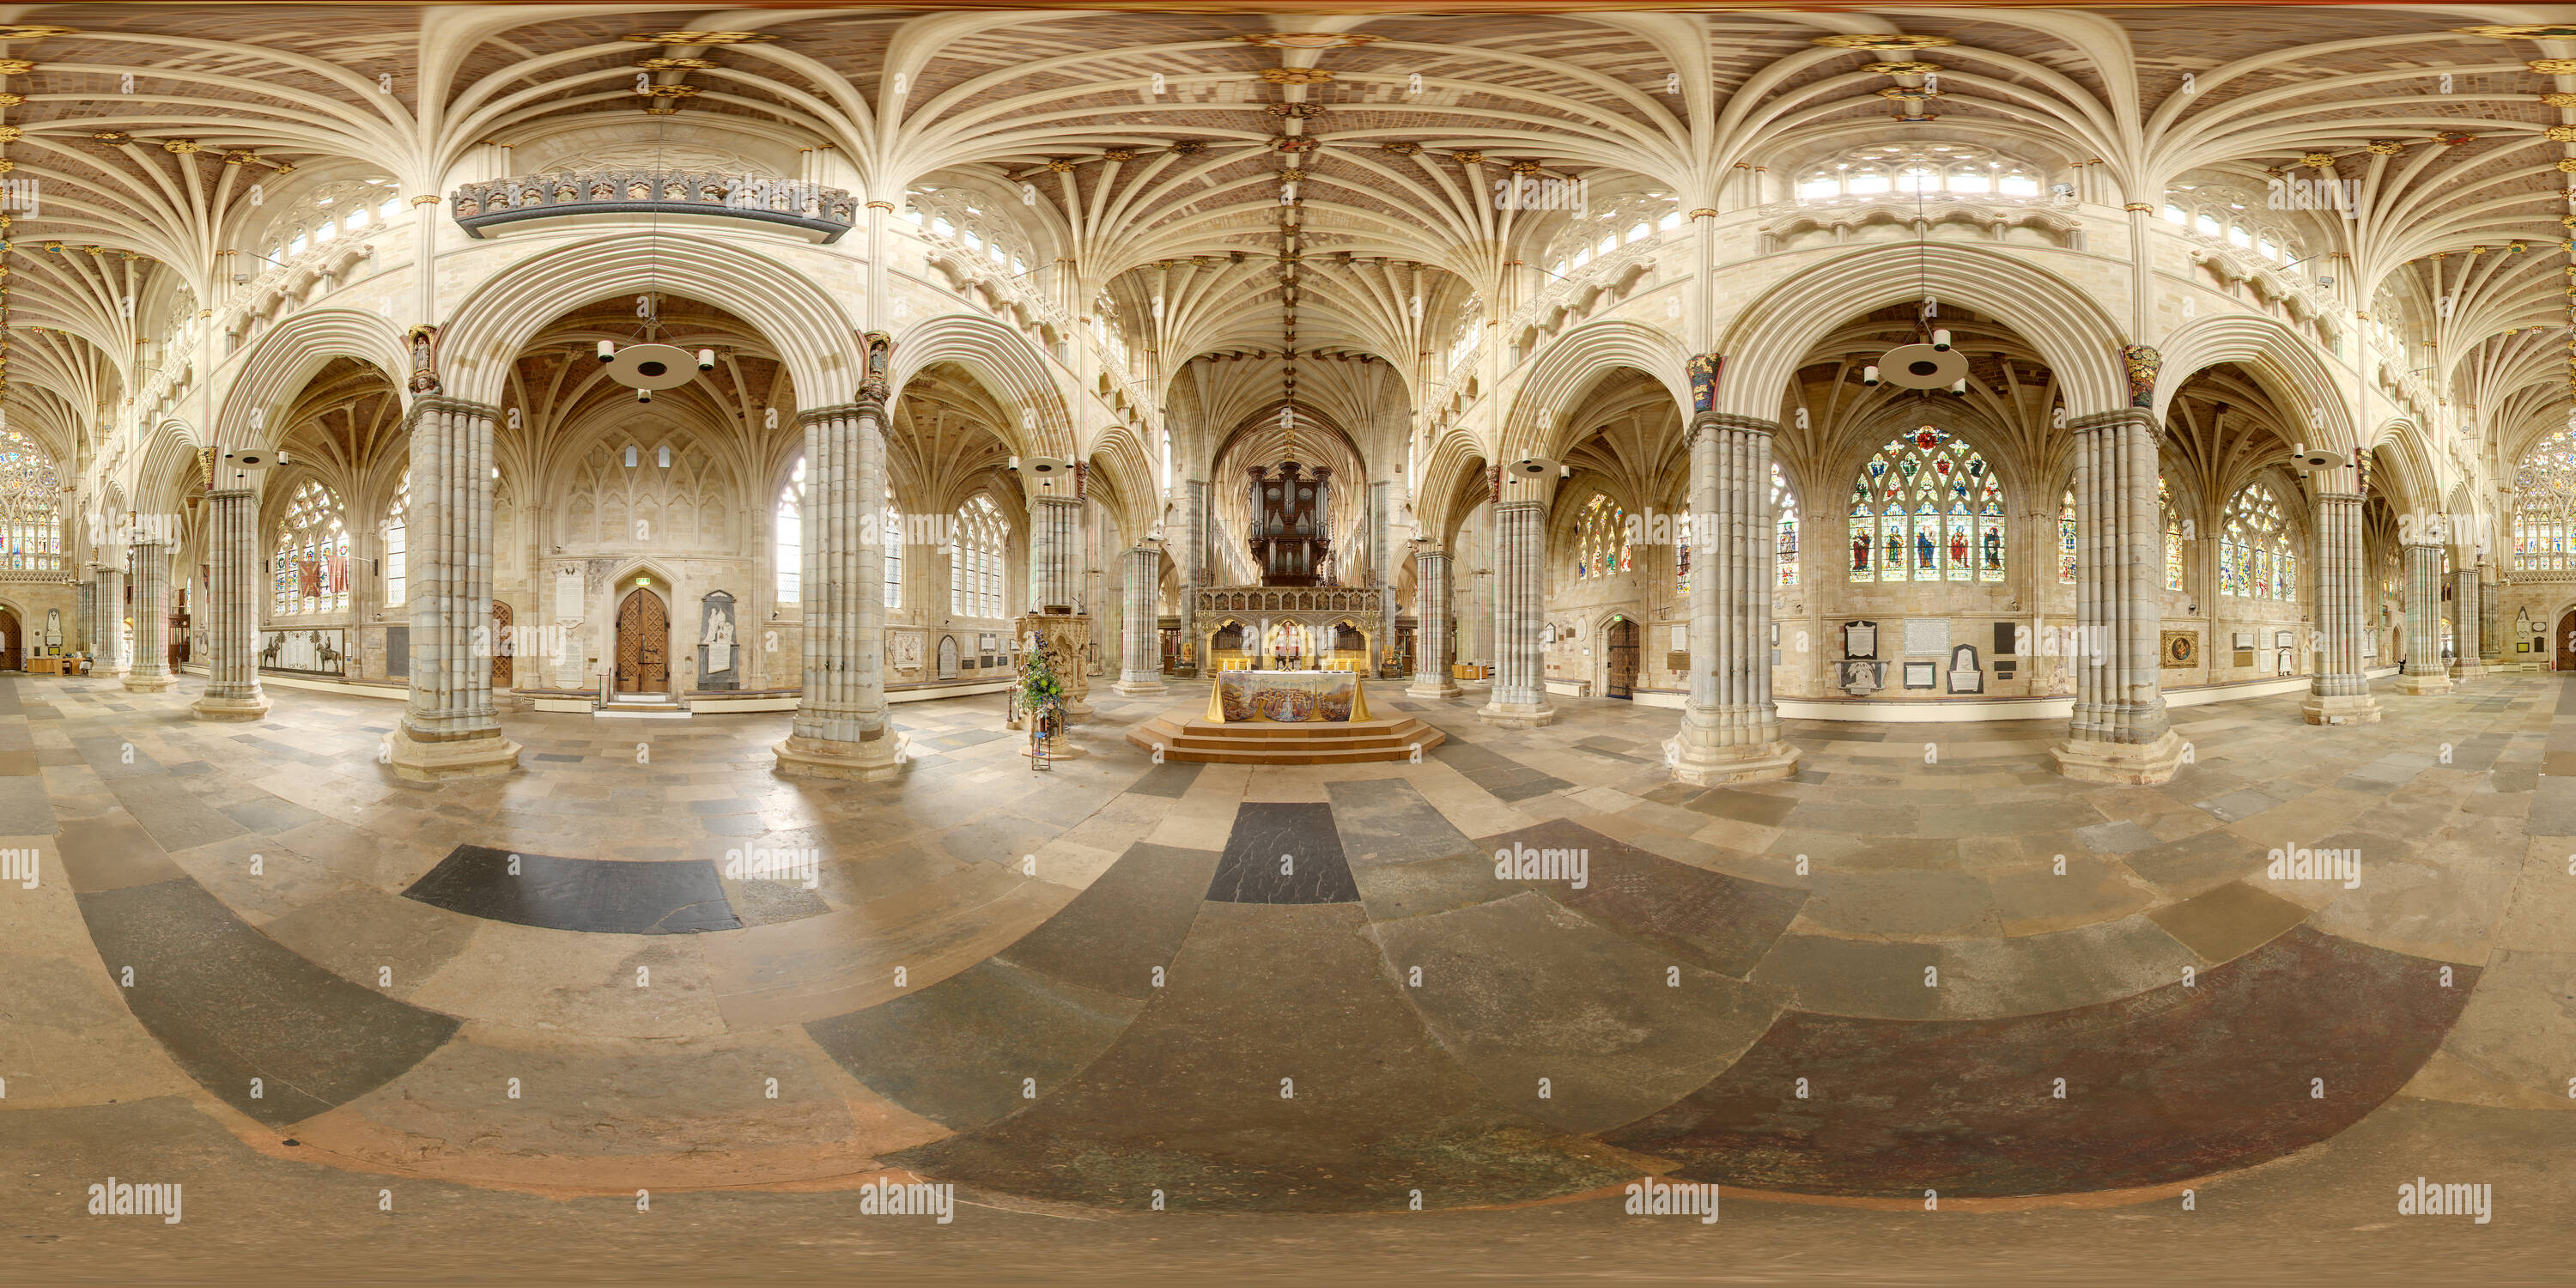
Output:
[[3, 671, 2571, 1281]]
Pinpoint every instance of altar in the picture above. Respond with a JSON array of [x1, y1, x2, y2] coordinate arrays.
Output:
[[1209, 668, 1371, 723]]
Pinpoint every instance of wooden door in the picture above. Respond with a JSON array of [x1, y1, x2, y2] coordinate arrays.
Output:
[[1605, 617, 1638, 699], [491, 598, 513, 688], [0, 610, 18, 671], [615, 589, 668, 693], [2558, 611, 2576, 672]]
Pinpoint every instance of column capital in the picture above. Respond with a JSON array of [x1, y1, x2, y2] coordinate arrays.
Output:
[[796, 403, 870, 425], [1688, 411, 1777, 444], [206, 486, 256, 501], [406, 394, 501, 424], [2312, 489, 2362, 505], [2066, 408, 2155, 434]]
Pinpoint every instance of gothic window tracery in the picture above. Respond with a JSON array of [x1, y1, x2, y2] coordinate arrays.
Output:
[[1849, 426, 2006, 583]]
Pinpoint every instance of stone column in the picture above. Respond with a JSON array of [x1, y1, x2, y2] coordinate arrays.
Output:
[[2052, 404, 2185, 784], [192, 487, 270, 720], [775, 378, 907, 780], [125, 541, 177, 692], [76, 579, 94, 657], [1476, 494, 1555, 727], [385, 397, 522, 779], [93, 562, 129, 677], [1113, 542, 1166, 696], [2450, 564, 2483, 679], [2397, 543, 2451, 695], [1178, 477, 1206, 673], [2479, 562, 2503, 668], [1407, 544, 1463, 698], [1028, 494, 1080, 612], [2302, 484, 2379, 725], [1669, 412, 1797, 783]]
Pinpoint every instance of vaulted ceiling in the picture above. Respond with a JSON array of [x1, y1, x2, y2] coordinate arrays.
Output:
[[5, 5, 2576, 476]]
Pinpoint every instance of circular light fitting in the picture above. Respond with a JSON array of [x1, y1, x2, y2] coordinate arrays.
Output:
[[605, 343, 698, 391], [1877, 343, 1967, 390]]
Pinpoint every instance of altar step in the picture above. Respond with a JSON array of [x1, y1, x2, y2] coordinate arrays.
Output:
[[596, 693, 690, 719], [1125, 713, 1447, 764]]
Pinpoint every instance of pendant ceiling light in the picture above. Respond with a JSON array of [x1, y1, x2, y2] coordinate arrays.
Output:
[[592, 99, 714, 404], [1862, 160, 1970, 396]]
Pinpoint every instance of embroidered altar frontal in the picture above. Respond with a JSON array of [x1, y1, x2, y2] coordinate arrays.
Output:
[[1210, 670, 1370, 723]]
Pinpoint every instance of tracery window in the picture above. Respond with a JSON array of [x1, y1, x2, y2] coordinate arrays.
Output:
[[1848, 426, 2006, 583], [381, 480, 408, 606], [1795, 143, 2043, 200], [884, 484, 902, 610], [2219, 483, 2296, 602], [2513, 426, 2576, 572], [1773, 462, 1799, 587], [2059, 488, 2077, 585], [951, 494, 1007, 617], [0, 428, 63, 571], [775, 457, 803, 604], [272, 479, 349, 617], [1571, 493, 1631, 580], [2161, 477, 2184, 592]]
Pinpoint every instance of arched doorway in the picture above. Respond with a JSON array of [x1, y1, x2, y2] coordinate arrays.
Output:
[[0, 608, 18, 671], [1604, 617, 1638, 699], [614, 588, 669, 695], [2557, 611, 2576, 671], [491, 598, 513, 689]]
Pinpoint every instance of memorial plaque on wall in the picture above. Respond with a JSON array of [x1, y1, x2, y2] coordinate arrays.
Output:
[[386, 625, 409, 677], [1903, 617, 1950, 657], [2233, 648, 2256, 668], [1903, 660, 1937, 690], [1994, 621, 2018, 656], [1665, 651, 1690, 671], [1843, 620, 1877, 659]]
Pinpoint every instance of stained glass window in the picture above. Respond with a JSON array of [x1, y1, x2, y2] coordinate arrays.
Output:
[[951, 493, 1007, 617], [1572, 493, 1630, 580], [2513, 426, 2576, 571], [381, 480, 408, 606], [2059, 488, 2076, 584], [271, 479, 349, 616], [2160, 477, 2184, 592], [775, 457, 803, 604], [0, 428, 63, 571], [1773, 462, 1799, 586], [2219, 483, 2295, 601], [1848, 425, 2005, 583], [884, 483, 901, 610]]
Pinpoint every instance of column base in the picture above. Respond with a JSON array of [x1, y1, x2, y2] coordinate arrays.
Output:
[[2051, 730, 2188, 787], [1016, 732, 1088, 761], [774, 731, 907, 781], [2450, 662, 2487, 680], [1475, 698, 1557, 728], [2300, 692, 2383, 726], [95, 664, 129, 679], [1112, 677, 1168, 696], [1406, 681, 1465, 699], [192, 692, 271, 722], [2397, 671, 2453, 696], [1667, 735, 1799, 787], [384, 724, 522, 782], [122, 671, 177, 693]]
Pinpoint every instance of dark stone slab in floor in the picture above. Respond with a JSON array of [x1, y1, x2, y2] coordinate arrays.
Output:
[[2146, 880, 2312, 963], [998, 842, 1219, 1000], [400, 843, 741, 934], [1487, 819, 1806, 977], [805, 957, 1144, 1132], [893, 901, 1646, 1211], [1206, 802, 1360, 904], [1351, 848, 1515, 921], [1326, 779, 1474, 867], [1485, 775, 1572, 803], [54, 817, 185, 893], [217, 795, 327, 835], [75, 878, 460, 1127], [531, 752, 582, 763], [1603, 925, 2471, 1199], [1124, 760, 1206, 799], [1370, 891, 1788, 1133], [1430, 740, 1518, 774], [1684, 788, 1797, 828]]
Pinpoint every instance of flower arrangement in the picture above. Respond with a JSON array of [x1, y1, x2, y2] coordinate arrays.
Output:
[[1018, 640, 1066, 720]]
